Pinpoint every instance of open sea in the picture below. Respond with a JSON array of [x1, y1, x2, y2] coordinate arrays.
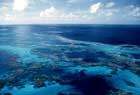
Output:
[[0, 24, 140, 95]]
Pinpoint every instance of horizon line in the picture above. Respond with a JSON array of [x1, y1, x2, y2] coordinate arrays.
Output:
[[0, 23, 140, 25]]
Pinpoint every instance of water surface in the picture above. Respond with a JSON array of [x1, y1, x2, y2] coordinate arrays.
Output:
[[0, 25, 140, 95]]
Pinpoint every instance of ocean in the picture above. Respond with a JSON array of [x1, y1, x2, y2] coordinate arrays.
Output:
[[0, 24, 140, 95]]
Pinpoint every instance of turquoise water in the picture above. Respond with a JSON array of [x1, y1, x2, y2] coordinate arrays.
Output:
[[0, 25, 140, 95]]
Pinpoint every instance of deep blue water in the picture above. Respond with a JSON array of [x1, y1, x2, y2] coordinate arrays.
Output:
[[0, 25, 140, 95], [60, 25, 140, 45]]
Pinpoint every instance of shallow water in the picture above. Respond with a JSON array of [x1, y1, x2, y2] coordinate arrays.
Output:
[[0, 25, 140, 95]]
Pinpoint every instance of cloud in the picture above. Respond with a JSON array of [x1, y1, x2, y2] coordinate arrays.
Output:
[[39, 6, 92, 23], [106, 12, 113, 16], [68, 0, 77, 3], [60, 12, 91, 21], [68, 0, 80, 3], [0, 6, 9, 15], [97, 9, 118, 17], [40, 6, 57, 17], [106, 9, 118, 16], [4, 14, 15, 21], [128, 6, 140, 17], [13, 0, 28, 11], [105, 2, 115, 8], [90, 2, 102, 14], [90, 2, 117, 17]]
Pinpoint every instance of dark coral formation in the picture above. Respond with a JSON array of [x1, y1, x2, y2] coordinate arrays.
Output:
[[69, 75, 114, 95], [0, 80, 6, 89]]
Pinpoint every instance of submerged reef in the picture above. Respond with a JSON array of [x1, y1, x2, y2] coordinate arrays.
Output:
[[0, 80, 5, 89], [107, 90, 132, 95], [69, 75, 114, 95]]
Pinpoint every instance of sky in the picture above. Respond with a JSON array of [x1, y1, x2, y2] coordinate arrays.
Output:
[[0, 0, 140, 24]]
